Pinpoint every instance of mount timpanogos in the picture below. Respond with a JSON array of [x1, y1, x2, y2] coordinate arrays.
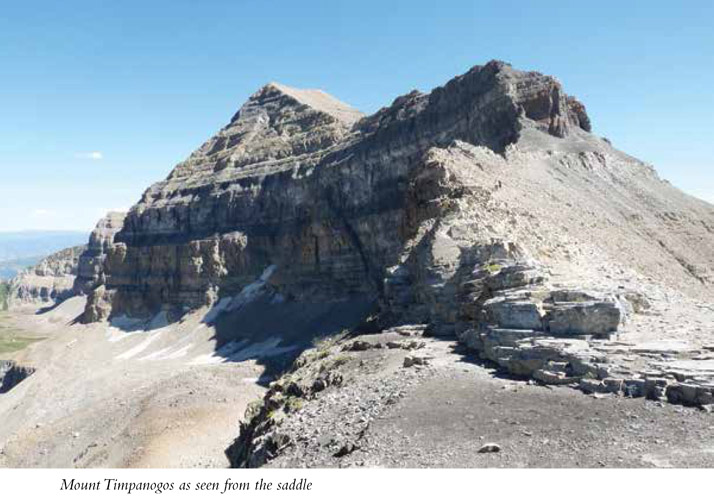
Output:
[[77, 61, 710, 321], [4, 61, 714, 467]]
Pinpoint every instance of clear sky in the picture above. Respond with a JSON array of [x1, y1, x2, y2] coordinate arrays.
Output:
[[1, 0, 712, 231]]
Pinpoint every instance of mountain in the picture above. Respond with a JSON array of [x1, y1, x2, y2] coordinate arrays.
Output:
[[79, 60, 712, 325], [8, 245, 86, 307], [2, 61, 713, 468]]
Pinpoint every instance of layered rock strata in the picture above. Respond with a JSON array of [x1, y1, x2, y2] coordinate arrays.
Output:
[[9, 245, 86, 306], [73, 61, 713, 401], [456, 259, 714, 407], [80, 61, 598, 323], [75, 212, 126, 322]]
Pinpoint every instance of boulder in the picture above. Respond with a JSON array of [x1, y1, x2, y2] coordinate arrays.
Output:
[[546, 301, 622, 337], [403, 356, 431, 368], [483, 298, 544, 331], [477, 443, 502, 453], [486, 265, 545, 292], [533, 369, 577, 385]]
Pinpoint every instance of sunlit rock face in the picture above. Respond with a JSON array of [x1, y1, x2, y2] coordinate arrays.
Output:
[[9, 246, 86, 307], [77, 60, 713, 328]]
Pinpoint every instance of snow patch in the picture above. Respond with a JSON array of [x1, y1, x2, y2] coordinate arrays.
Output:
[[116, 331, 163, 360], [202, 265, 278, 324], [139, 343, 194, 361], [189, 335, 297, 365]]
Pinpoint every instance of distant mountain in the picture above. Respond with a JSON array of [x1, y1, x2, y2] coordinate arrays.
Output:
[[7, 245, 86, 306], [0, 231, 87, 280]]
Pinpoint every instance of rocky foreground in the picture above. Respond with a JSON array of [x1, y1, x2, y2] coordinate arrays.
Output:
[[228, 327, 714, 468], [0, 60, 712, 468]]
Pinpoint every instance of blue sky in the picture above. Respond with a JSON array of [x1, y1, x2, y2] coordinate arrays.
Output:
[[1, 0, 712, 231]]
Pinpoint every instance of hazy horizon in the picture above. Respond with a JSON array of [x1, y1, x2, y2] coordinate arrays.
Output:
[[0, 229, 87, 235], [0, 230, 88, 273]]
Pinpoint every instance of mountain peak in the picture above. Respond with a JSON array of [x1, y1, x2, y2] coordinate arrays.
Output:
[[246, 81, 364, 126]]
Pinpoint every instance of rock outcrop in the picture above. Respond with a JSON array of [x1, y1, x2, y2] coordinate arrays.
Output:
[[8, 245, 86, 307], [6, 212, 126, 312], [75, 212, 126, 322], [1, 60, 712, 470]]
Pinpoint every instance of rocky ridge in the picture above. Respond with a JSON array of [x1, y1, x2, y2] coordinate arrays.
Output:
[[74, 62, 713, 382], [227, 313, 714, 468], [8, 245, 86, 307], [79, 61, 602, 323], [6, 212, 127, 311]]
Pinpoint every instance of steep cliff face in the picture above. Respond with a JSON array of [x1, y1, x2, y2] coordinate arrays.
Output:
[[82, 61, 597, 321], [9, 245, 86, 307], [81, 60, 713, 332], [76, 212, 126, 321]]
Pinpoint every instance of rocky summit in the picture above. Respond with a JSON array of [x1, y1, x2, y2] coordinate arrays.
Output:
[[82, 59, 713, 406], [77, 60, 711, 332], [78, 61, 597, 323], [2, 61, 713, 469]]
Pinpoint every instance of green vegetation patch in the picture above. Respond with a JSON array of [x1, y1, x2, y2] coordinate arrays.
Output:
[[485, 262, 502, 274], [0, 311, 45, 354], [0, 336, 42, 354], [284, 396, 304, 413], [0, 282, 11, 310]]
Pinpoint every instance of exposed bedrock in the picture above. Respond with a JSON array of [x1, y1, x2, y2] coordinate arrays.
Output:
[[80, 61, 596, 323], [456, 259, 714, 408], [8, 245, 86, 307], [75, 211, 127, 295], [75, 212, 126, 322], [77, 59, 712, 346]]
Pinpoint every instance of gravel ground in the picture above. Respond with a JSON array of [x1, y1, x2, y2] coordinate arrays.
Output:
[[366, 364, 714, 468], [0, 298, 267, 468], [257, 334, 714, 468]]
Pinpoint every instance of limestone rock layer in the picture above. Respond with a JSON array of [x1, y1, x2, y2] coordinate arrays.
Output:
[[9, 245, 86, 306], [78, 60, 713, 326]]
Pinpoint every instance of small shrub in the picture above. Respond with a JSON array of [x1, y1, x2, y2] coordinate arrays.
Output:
[[245, 399, 265, 420], [485, 262, 502, 274], [285, 396, 304, 413], [319, 354, 352, 373]]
